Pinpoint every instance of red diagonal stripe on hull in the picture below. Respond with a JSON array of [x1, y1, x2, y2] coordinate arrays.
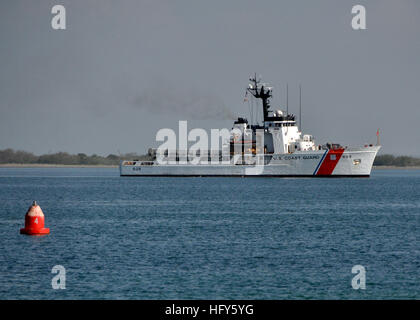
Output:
[[316, 149, 345, 175]]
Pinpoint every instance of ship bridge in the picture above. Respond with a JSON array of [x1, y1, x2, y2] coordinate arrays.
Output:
[[235, 75, 318, 154]]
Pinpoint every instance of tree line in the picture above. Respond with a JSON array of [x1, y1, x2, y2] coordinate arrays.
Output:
[[1, 148, 419, 166], [0, 148, 152, 165], [373, 154, 420, 167]]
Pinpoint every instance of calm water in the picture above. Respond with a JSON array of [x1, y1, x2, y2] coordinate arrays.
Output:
[[0, 168, 418, 299]]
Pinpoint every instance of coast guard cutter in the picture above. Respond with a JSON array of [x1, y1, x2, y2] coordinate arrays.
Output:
[[120, 75, 380, 177]]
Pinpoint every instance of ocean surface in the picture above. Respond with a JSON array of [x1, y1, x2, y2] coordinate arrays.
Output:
[[0, 167, 418, 299]]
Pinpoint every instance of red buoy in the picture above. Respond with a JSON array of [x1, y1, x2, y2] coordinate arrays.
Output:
[[20, 201, 50, 235]]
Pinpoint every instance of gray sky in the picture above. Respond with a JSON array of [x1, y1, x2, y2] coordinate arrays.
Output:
[[1, 0, 419, 156]]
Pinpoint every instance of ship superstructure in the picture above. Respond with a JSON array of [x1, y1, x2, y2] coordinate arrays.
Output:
[[120, 75, 380, 177]]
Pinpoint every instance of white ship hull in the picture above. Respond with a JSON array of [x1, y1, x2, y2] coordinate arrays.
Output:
[[120, 146, 380, 177]]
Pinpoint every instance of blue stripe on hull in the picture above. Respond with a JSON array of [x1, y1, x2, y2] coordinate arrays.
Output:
[[313, 150, 328, 175]]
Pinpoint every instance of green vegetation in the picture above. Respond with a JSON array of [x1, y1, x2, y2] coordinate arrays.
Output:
[[1, 149, 419, 167], [0, 148, 152, 165], [373, 154, 420, 167]]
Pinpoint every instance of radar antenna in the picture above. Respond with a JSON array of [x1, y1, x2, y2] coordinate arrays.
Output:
[[246, 73, 273, 122]]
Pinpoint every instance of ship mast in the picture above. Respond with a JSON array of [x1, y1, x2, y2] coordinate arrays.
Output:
[[247, 73, 273, 122]]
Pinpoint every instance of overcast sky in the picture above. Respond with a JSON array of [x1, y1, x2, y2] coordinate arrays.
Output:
[[1, 0, 419, 156]]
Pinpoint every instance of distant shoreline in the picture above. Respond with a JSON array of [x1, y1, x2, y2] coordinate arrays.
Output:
[[372, 165, 420, 170], [0, 164, 419, 170], [0, 164, 118, 168]]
